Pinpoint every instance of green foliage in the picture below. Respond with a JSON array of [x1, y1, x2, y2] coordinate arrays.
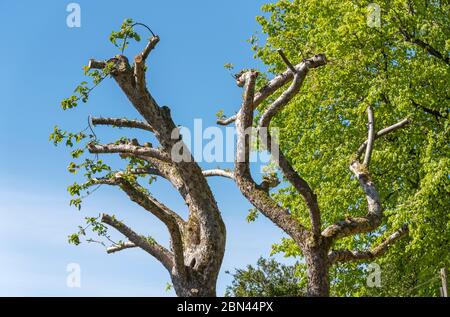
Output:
[[144, 235, 157, 246], [216, 109, 226, 120], [109, 18, 141, 50], [68, 233, 81, 245], [246, 208, 259, 223], [68, 215, 115, 247], [252, 0, 449, 296], [85, 216, 108, 236], [61, 61, 115, 110], [224, 63, 234, 70], [225, 257, 305, 297]]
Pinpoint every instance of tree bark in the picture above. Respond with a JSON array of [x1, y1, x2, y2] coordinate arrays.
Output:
[[172, 269, 217, 297], [304, 243, 330, 297]]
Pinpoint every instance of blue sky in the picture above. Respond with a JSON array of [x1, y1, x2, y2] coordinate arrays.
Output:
[[0, 0, 297, 296]]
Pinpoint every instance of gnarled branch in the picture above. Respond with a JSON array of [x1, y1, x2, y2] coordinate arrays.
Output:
[[233, 71, 309, 245]]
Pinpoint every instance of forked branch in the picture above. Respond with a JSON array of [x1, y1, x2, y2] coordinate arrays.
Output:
[[322, 111, 411, 241]]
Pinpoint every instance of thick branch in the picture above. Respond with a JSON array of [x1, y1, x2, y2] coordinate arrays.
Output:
[[91, 117, 154, 132], [88, 143, 170, 162], [328, 224, 409, 264], [101, 213, 174, 271], [233, 71, 309, 245], [130, 166, 164, 178], [258, 54, 327, 239]]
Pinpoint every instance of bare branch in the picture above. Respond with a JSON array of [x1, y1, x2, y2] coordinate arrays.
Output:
[[356, 118, 410, 158], [202, 169, 235, 180], [91, 117, 154, 132], [106, 241, 137, 254], [217, 115, 237, 126], [277, 49, 296, 73], [328, 224, 409, 264], [101, 213, 174, 271], [87, 142, 170, 162], [92, 175, 185, 226], [134, 36, 160, 91], [236, 71, 259, 173], [141, 36, 160, 61], [255, 54, 326, 112], [216, 54, 327, 125], [363, 105, 375, 167], [257, 54, 327, 239], [233, 71, 310, 245]]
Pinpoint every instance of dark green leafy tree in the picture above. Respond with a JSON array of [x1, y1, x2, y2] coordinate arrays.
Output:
[[225, 257, 305, 297]]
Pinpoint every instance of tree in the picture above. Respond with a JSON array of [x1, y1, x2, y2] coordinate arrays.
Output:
[[217, 0, 448, 296], [52, 20, 226, 297], [216, 49, 410, 296], [225, 257, 305, 297]]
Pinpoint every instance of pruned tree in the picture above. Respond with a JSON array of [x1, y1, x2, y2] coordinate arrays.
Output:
[[215, 50, 410, 296], [53, 18, 412, 298], [52, 20, 225, 297]]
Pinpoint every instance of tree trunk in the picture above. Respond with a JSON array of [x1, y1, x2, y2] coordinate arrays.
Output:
[[172, 270, 217, 297], [304, 245, 330, 297]]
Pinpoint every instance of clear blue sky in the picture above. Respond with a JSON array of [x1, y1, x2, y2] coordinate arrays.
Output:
[[0, 0, 297, 296]]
